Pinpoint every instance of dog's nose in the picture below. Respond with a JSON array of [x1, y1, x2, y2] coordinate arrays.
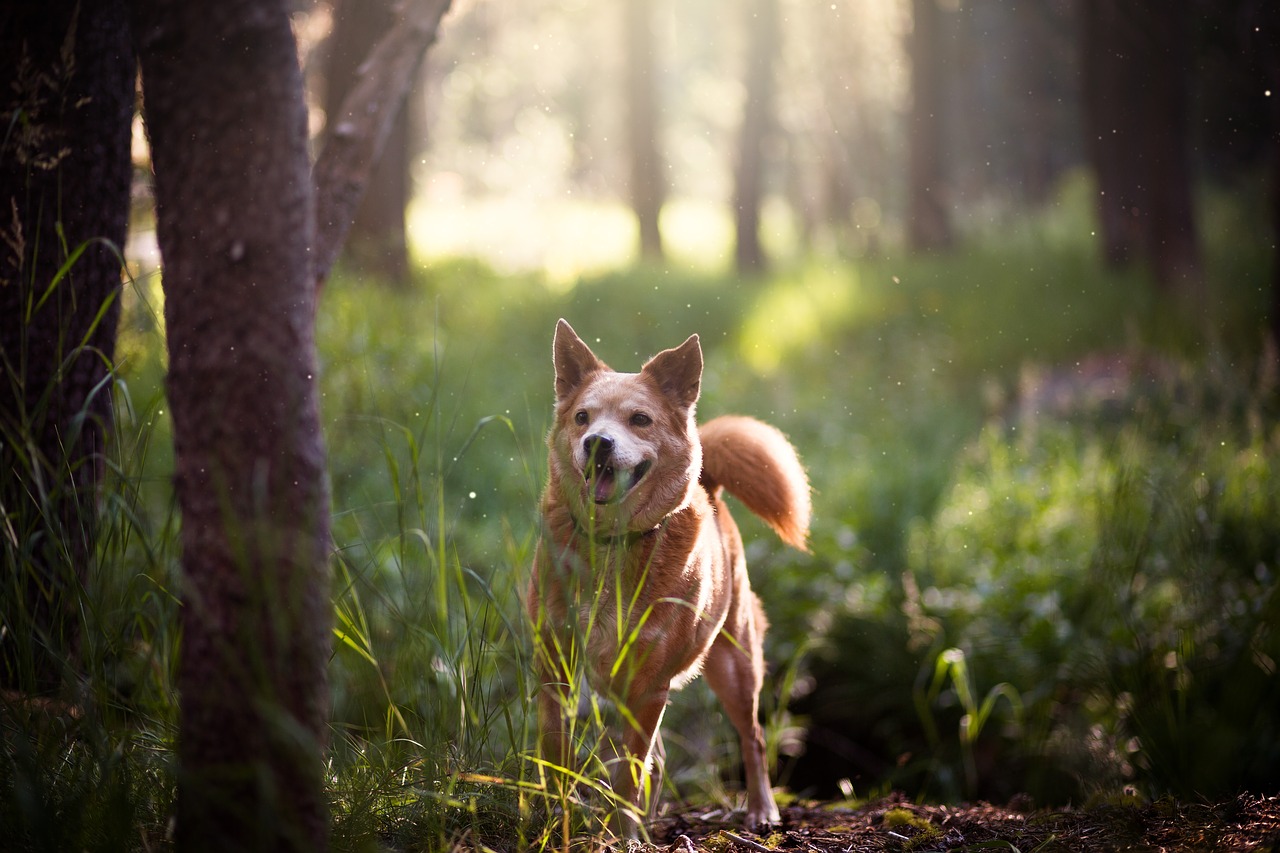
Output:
[[584, 434, 614, 463]]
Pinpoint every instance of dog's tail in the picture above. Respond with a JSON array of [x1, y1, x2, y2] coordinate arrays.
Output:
[[699, 415, 811, 551]]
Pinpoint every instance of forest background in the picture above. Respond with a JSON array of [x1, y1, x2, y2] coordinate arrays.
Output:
[[2, 0, 1279, 850]]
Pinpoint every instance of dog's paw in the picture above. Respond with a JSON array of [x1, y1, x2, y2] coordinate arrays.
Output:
[[743, 802, 782, 833]]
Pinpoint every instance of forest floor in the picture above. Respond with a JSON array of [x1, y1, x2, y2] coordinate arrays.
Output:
[[646, 793, 1280, 852]]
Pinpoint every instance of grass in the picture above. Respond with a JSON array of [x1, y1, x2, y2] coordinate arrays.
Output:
[[2, 181, 1278, 849]]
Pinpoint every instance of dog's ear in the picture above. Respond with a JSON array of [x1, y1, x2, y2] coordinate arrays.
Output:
[[553, 319, 606, 401], [642, 334, 702, 409]]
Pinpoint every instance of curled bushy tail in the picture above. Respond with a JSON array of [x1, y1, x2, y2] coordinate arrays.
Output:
[[699, 415, 811, 551]]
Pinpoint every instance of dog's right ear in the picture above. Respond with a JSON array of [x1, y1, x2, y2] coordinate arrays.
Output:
[[553, 319, 605, 401]]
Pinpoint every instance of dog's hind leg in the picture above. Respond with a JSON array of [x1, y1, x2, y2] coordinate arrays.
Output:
[[704, 601, 781, 831]]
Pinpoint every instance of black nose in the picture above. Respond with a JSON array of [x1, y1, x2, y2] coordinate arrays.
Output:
[[584, 434, 614, 464]]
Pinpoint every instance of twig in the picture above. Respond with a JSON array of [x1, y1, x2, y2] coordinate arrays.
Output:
[[721, 830, 772, 852]]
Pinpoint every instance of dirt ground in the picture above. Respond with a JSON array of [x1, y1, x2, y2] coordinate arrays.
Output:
[[648, 793, 1280, 852]]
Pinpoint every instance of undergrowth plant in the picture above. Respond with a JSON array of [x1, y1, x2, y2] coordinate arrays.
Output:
[[2, 178, 1277, 848]]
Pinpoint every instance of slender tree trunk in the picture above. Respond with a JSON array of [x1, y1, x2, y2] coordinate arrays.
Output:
[[1081, 0, 1140, 266], [1081, 0, 1201, 294], [626, 0, 666, 262], [1272, 124, 1280, 361], [132, 2, 332, 849], [906, 0, 953, 252], [1266, 6, 1280, 359], [323, 0, 411, 285], [733, 0, 780, 274], [0, 0, 133, 693], [312, 0, 453, 289], [1139, 3, 1201, 294]]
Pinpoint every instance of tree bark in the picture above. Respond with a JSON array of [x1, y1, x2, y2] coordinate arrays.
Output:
[[626, 0, 666, 262], [131, 1, 332, 849], [733, 0, 781, 274], [906, 0, 953, 252], [0, 0, 134, 693], [323, 0, 412, 285]]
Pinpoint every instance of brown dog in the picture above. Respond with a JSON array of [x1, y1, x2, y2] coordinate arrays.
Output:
[[528, 319, 810, 835]]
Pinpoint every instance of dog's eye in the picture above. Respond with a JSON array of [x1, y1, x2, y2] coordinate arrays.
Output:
[[575, 410, 589, 426], [630, 412, 652, 427]]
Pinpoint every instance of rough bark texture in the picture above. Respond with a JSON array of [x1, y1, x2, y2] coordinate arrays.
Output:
[[323, 0, 412, 285], [131, 1, 333, 849], [733, 0, 780, 273], [906, 0, 953, 252], [626, 0, 666, 262], [0, 0, 134, 693], [312, 0, 453, 288]]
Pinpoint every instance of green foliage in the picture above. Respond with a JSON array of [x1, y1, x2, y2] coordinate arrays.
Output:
[[3, 182, 1278, 847], [903, 356, 1280, 801]]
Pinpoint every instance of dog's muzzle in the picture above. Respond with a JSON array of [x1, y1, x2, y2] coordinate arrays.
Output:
[[583, 435, 650, 504]]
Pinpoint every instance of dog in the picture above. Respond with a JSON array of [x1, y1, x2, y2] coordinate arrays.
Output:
[[528, 319, 810, 836]]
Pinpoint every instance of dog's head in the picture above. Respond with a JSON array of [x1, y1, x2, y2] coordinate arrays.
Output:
[[548, 319, 703, 535]]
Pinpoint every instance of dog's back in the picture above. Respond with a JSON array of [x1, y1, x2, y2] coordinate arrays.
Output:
[[699, 415, 810, 550]]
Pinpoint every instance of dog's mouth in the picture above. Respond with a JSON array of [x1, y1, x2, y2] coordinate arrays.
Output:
[[586, 459, 652, 504]]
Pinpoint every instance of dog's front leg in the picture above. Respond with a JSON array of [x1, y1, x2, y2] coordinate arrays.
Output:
[[535, 663, 576, 803], [610, 686, 669, 838]]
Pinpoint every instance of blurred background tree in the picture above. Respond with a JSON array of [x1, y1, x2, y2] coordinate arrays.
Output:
[[322, 0, 414, 285], [625, 0, 667, 261], [322, 0, 1275, 335]]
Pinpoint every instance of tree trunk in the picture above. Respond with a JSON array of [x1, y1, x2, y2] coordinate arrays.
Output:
[[312, 0, 453, 289], [1265, 3, 1280, 360], [1138, 3, 1201, 294], [626, 0, 666, 262], [0, 0, 134, 693], [1081, 0, 1201, 294], [1081, 0, 1140, 266], [323, 0, 412, 285], [733, 0, 780, 274], [906, 0, 953, 252], [131, 2, 333, 849]]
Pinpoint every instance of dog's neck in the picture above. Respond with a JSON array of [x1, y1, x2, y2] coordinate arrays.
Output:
[[569, 512, 665, 548]]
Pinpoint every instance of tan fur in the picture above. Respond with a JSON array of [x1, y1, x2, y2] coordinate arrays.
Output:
[[528, 319, 810, 837]]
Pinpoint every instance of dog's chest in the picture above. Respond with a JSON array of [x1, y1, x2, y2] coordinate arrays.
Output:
[[564, 543, 727, 692]]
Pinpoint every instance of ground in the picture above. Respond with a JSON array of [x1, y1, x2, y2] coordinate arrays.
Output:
[[647, 793, 1280, 852]]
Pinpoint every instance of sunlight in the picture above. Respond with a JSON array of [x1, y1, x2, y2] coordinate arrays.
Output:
[[737, 264, 861, 374]]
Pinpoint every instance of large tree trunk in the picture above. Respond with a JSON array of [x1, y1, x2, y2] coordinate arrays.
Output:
[[0, 0, 134, 693], [906, 0, 953, 252], [626, 0, 666, 262], [733, 0, 780, 274], [323, 0, 412, 285], [131, 2, 333, 849]]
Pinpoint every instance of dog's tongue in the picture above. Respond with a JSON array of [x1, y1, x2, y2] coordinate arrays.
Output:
[[592, 465, 617, 503]]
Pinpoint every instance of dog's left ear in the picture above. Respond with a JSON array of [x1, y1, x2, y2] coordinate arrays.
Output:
[[553, 319, 606, 401], [642, 334, 702, 410]]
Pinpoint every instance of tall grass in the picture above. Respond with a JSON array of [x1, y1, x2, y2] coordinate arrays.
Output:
[[3, 179, 1277, 847]]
